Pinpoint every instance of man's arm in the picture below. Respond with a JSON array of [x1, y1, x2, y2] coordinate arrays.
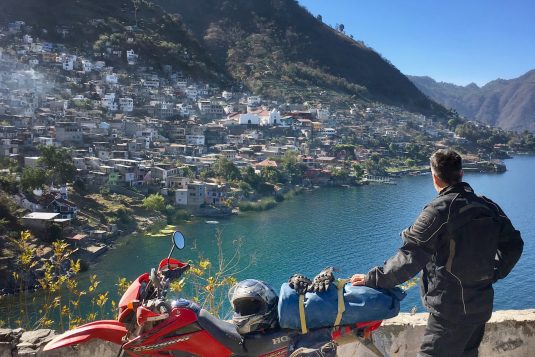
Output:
[[362, 205, 445, 289], [494, 213, 523, 281]]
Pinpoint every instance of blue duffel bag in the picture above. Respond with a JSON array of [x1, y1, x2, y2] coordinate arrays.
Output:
[[278, 281, 405, 331]]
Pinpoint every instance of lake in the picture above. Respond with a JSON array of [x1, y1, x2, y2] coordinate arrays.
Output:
[[2, 156, 533, 325], [87, 155, 535, 315]]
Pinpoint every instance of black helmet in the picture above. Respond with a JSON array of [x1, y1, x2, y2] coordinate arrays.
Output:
[[228, 279, 279, 334]]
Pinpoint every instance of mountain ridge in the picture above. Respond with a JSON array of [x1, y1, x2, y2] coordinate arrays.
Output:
[[154, 0, 445, 114], [409, 70, 535, 132]]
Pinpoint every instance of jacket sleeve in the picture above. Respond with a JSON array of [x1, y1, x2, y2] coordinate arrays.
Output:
[[494, 209, 523, 281], [365, 205, 444, 289]]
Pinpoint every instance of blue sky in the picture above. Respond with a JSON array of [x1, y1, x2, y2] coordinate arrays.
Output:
[[299, 0, 535, 86]]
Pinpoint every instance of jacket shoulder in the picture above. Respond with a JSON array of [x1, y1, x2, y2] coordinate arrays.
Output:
[[477, 195, 509, 218], [427, 192, 460, 213]]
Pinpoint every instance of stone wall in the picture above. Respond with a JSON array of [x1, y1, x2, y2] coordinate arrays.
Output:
[[1, 310, 534, 356], [339, 309, 535, 357]]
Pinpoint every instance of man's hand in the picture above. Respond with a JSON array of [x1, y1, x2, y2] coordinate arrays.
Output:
[[350, 274, 367, 286]]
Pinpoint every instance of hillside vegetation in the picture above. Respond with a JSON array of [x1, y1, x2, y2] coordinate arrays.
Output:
[[155, 0, 445, 113], [0, 0, 224, 81], [0, 0, 447, 115]]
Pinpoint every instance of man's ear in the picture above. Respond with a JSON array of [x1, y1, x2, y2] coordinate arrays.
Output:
[[432, 172, 440, 186]]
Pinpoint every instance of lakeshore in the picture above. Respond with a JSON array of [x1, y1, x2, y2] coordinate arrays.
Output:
[[2, 155, 534, 328], [80, 156, 535, 315]]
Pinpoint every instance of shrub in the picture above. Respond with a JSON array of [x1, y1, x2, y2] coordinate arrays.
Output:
[[238, 197, 277, 212], [143, 194, 165, 212]]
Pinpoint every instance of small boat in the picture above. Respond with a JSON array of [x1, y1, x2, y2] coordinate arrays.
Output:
[[205, 220, 219, 224]]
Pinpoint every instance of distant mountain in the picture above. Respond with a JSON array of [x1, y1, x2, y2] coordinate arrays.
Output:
[[409, 71, 535, 132], [0, 0, 446, 115]]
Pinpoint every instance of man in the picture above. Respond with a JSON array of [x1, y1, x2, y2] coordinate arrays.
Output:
[[350, 149, 523, 357]]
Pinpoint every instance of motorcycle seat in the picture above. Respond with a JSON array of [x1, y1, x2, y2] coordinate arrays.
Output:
[[197, 309, 245, 355]]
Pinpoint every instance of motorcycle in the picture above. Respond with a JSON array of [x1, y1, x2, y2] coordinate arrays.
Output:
[[44, 231, 385, 357]]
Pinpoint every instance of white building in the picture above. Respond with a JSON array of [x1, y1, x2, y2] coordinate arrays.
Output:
[[176, 104, 190, 117], [238, 113, 260, 125], [62, 58, 74, 71], [35, 137, 54, 146], [23, 34, 33, 44], [93, 61, 106, 70], [126, 49, 138, 65], [247, 96, 261, 107], [261, 109, 282, 126], [143, 79, 159, 88], [186, 135, 205, 146], [101, 94, 118, 111], [105, 74, 118, 84], [175, 189, 188, 206], [81, 60, 92, 73], [316, 108, 330, 121], [185, 86, 198, 100], [30, 43, 43, 52], [176, 80, 188, 90], [222, 91, 233, 100], [119, 98, 134, 112], [322, 128, 337, 136]]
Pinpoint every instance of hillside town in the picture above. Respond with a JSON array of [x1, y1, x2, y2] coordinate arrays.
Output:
[[0, 20, 518, 268]]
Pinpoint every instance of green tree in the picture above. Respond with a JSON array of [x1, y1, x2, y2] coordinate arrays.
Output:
[[241, 166, 261, 188], [213, 157, 241, 181], [21, 168, 48, 191], [333, 144, 355, 160], [280, 151, 306, 184], [260, 166, 284, 184], [352, 163, 364, 181], [143, 194, 165, 212], [199, 167, 215, 181], [37, 145, 76, 185], [364, 154, 387, 176], [448, 117, 460, 129], [331, 167, 349, 183], [181, 166, 195, 179]]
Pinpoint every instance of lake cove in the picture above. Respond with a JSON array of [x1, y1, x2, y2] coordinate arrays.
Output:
[[81, 156, 535, 316]]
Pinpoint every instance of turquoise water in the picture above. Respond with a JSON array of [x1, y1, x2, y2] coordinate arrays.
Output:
[[88, 155, 535, 314], [2, 156, 533, 325]]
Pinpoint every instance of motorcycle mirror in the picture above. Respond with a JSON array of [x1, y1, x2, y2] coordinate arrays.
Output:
[[172, 231, 185, 250]]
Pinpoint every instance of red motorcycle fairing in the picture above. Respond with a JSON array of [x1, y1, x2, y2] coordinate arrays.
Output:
[[158, 258, 188, 272], [123, 308, 233, 357], [118, 273, 150, 322], [43, 320, 126, 351], [119, 273, 150, 309]]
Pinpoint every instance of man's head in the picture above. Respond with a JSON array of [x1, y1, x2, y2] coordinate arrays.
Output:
[[430, 149, 463, 192]]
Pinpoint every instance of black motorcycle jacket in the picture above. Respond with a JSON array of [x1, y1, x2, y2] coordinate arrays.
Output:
[[364, 182, 523, 324]]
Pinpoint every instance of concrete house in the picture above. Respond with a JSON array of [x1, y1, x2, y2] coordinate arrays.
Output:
[[205, 183, 227, 207], [167, 176, 191, 190], [55, 122, 82, 143], [186, 182, 206, 207], [119, 98, 134, 112]]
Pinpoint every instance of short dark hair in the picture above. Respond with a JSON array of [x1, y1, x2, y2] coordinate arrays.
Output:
[[430, 149, 463, 185]]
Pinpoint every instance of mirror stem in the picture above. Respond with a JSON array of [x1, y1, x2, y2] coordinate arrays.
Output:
[[167, 245, 174, 270]]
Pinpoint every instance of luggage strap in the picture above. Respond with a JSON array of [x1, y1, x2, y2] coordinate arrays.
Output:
[[298, 278, 349, 334], [334, 279, 349, 327], [298, 294, 307, 334]]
